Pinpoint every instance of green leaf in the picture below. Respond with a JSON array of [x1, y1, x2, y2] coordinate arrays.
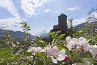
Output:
[[35, 52, 44, 65], [35, 59, 44, 65], [59, 34, 66, 39], [79, 51, 93, 65], [72, 50, 83, 62]]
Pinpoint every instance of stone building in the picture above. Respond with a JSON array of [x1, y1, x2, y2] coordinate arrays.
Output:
[[51, 13, 67, 34]]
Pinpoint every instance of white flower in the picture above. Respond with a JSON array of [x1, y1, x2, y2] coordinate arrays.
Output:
[[78, 37, 89, 50], [46, 46, 66, 63], [37, 47, 45, 52], [12, 44, 16, 47], [65, 36, 79, 51], [65, 36, 89, 51], [27, 47, 44, 54], [57, 49, 66, 61], [88, 45, 97, 57], [66, 36, 71, 43], [26, 56, 33, 60], [27, 47, 37, 54]]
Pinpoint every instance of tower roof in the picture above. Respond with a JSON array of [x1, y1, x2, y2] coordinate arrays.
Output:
[[59, 13, 67, 16]]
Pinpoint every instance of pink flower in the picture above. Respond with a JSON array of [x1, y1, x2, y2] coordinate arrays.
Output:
[[46, 46, 66, 63]]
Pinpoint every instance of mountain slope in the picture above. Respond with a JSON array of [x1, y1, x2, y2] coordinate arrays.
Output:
[[0, 29, 34, 38], [74, 22, 97, 30]]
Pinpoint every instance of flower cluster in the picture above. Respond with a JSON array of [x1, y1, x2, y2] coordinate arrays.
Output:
[[65, 36, 97, 58], [65, 36, 89, 51], [27, 36, 97, 64], [27, 45, 67, 63]]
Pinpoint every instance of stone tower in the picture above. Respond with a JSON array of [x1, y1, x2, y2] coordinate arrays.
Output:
[[58, 13, 67, 31], [51, 13, 67, 34]]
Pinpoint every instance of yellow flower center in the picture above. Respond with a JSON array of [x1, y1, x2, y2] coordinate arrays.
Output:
[[53, 55, 58, 59]]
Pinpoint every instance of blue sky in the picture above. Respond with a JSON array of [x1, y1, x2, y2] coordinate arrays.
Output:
[[0, 0, 97, 35]]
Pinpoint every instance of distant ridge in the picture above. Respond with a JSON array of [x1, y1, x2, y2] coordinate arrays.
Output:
[[74, 23, 86, 30], [74, 22, 97, 30], [39, 33, 48, 37], [0, 29, 34, 38]]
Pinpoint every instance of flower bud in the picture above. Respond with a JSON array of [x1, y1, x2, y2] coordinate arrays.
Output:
[[63, 55, 70, 62]]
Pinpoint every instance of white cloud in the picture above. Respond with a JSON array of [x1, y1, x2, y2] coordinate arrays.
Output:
[[68, 10, 97, 27], [72, 17, 87, 27], [31, 28, 47, 35], [21, 0, 51, 16], [0, 18, 22, 31], [44, 9, 51, 13], [0, 0, 22, 31], [43, 8, 65, 14], [66, 6, 80, 11], [30, 27, 53, 35], [43, 9, 64, 14], [0, 0, 20, 18]]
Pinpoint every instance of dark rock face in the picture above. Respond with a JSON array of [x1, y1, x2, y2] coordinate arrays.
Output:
[[51, 13, 67, 34]]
